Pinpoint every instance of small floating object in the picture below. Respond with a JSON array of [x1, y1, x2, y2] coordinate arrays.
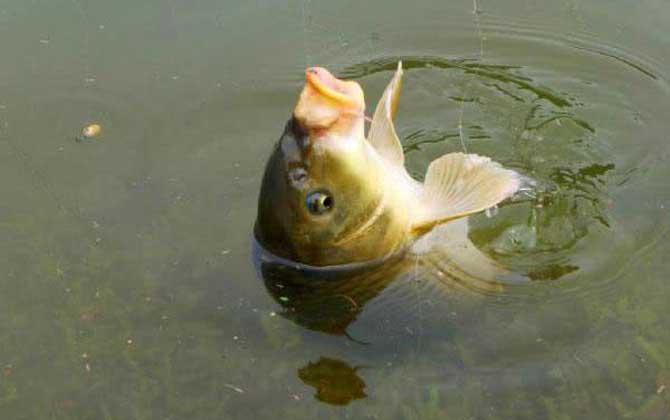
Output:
[[77, 123, 102, 141], [82, 123, 101, 138]]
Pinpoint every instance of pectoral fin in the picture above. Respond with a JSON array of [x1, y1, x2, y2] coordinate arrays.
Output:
[[411, 153, 520, 234], [367, 61, 405, 167]]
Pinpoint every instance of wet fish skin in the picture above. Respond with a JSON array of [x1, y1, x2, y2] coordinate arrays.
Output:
[[255, 62, 520, 268]]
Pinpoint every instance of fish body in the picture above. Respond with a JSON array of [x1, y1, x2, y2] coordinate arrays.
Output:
[[255, 62, 520, 269]]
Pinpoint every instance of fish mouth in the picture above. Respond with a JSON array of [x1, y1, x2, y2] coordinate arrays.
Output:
[[304, 67, 363, 109], [294, 67, 365, 132]]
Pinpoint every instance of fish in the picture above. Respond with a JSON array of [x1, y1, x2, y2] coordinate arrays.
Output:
[[255, 61, 521, 270]]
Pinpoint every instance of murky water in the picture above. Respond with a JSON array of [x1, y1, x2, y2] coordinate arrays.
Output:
[[1, 0, 669, 418]]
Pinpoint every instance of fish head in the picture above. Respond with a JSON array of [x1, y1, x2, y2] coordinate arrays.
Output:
[[255, 67, 409, 266]]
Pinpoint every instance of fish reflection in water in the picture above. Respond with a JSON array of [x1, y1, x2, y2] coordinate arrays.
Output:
[[258, 248, 406, 337], [298, 357, 367, 406], [256, 222, 524, 407], [256, 219, 522, 337]]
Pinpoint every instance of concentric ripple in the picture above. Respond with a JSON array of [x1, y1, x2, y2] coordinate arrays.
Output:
[[337, 27, 670, 300]]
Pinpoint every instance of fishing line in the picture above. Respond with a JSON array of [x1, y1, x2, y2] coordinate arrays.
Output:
[[4, 133, 70, 217], [70, 0, 92, 81], [7, 1, 125, 256], [7, 0, 88, 223], [456, 0, 487, 154], [412, 254, 424, 357], [301, 0, 312, 68]]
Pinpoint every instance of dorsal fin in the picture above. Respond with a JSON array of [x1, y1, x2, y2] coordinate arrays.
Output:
[[411, 153, 520, 234], [367, 61, 405, 167]]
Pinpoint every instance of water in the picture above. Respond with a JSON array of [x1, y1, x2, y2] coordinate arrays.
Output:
[[1, 0, 669, 418]]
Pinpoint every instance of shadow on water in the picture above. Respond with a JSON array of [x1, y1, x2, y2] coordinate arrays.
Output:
[[298, 357, 367, 406]]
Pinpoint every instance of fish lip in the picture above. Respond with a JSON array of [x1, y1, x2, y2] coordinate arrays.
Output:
[[305, 67, 361, 109], [294, 67, 365, 134]]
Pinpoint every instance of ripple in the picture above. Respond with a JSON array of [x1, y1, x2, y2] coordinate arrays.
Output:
[[336, 27, 670, 302], [341, 55, 573, 108], [479, 14, 669, 86]]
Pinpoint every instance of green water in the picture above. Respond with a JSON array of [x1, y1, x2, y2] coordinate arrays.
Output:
[[1, 0, 669, 418]]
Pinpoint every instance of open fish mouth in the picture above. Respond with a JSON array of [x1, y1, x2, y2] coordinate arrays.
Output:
[[304, 67, 363, 108], [294, 67, 366, 132]]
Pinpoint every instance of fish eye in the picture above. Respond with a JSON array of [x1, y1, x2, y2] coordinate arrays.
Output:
[[306, 190, 334, 215]]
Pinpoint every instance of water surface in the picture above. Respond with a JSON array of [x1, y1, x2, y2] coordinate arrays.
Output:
[[1, 0, 670, 418]]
